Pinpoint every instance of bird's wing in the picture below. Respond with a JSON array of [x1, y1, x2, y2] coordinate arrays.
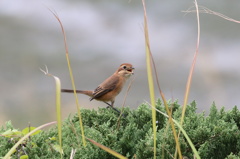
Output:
[[90, 75, 119, 101]]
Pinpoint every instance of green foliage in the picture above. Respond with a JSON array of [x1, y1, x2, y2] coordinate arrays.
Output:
[[0, 122, 42, 159], [1, 101, 240, 158]]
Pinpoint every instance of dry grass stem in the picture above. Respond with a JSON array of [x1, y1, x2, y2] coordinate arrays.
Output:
[[183, 5, 240, 23]]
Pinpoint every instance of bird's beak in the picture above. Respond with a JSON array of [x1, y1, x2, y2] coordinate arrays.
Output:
[[128, 67, 135, 74]]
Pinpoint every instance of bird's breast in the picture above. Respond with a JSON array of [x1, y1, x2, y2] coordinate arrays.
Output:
[[96, 76, 126, 102]]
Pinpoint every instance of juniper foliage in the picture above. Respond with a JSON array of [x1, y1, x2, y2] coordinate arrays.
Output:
[[1, 100, 240, 159]]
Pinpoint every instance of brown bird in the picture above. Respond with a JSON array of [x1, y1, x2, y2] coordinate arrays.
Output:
[[61, 63, 134, 113]]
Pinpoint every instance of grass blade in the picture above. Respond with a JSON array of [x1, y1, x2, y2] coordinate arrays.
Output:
[[49, 9, 86, 146], [180, 0, 200, 127], [117, 76, 135, 129], [40, 66, 63, 158], [184, 5, 240, 24], [141, 1, 157, 158], [86, 137, 127, 159], [175, 1, 200, 158], [147, 103, 201, 159], [142, 1, 182, 158]]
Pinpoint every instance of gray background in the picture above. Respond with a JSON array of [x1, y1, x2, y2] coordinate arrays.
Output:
[[1, 0, 240, 128]]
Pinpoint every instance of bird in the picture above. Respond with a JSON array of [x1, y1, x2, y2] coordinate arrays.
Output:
[[61, 63, 134, 114]]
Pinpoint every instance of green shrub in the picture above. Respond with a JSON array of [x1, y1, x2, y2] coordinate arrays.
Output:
[[1, 100, 240, 158]]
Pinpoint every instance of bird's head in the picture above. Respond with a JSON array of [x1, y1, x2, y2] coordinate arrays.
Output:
[[117, 63, 134, 78]]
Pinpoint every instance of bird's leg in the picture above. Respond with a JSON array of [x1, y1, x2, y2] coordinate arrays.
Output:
[[104, 102, 112, 108], [104, 101, 125, 117], [103, 101, 120, 113], [104, 102, 120, 113]]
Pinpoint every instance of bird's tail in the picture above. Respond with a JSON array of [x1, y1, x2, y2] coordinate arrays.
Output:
[[61, 89, 93, 97]]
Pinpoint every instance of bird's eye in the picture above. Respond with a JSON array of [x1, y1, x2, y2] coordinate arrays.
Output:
[[123, 66, 127, 69]]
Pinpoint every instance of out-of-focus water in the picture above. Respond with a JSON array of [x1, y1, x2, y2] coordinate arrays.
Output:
[[0, 0, 240, 128]]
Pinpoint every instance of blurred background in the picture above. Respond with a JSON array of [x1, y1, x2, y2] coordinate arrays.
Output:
[[0, 0, 240, 129]]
